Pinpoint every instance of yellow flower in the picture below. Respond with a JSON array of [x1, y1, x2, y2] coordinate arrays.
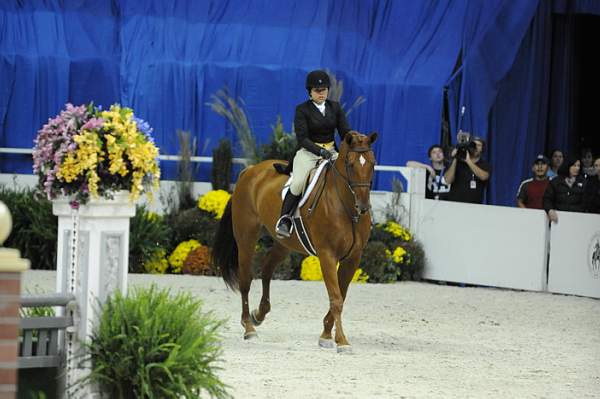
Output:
[[143, 249, 169, 274], [100, 104, 160, 202], [383, 221, 412, 241], [391, 246, 407, 264], [146, 211, 160, 222], [300, 256, 322, 281], [168, 240, 201, 274], [300, 256, 368, 283], [198, 190, 231, 219]]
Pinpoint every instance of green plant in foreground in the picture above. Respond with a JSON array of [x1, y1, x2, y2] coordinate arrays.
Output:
[[84, 286, 230, 399]]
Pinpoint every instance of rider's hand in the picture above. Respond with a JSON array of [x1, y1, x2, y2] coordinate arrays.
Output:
[[319, 148, 332, 160]]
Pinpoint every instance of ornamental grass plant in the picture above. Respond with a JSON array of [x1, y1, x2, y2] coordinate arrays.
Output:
[[84, 286, 230, 399]]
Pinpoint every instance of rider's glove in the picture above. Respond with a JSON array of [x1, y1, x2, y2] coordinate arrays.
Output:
[[319, 148, 332, 160]]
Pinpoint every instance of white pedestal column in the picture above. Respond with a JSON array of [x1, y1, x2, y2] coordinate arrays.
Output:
[[53, 191, 135, 398]]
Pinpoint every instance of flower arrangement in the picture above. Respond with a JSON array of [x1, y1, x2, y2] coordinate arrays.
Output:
[[365, 220, 425, 282], [183, 244, 212, 275], [300, 256, 368, 283], [33, 103, 160, 205], [143, 249, 169, 274], [198, 190, 231, 219], [383, 221, 412, 241], [168, 239, 201, 274]]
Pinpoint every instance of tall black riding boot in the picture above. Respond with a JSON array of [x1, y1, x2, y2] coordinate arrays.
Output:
[[275, 191, 301, 238]]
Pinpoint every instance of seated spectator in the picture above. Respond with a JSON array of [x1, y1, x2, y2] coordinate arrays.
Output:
[[516, 154, 550, 209], [584, 157, 600, 214], [543, 157, 585, 223], [547, 149, 564, 179], [444, 136, 491, 204], [406, 144, 451, 200], [581, 148, 596, 179]]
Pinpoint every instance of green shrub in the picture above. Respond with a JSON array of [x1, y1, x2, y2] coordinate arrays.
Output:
[[211, 138, 233, 191], [396, 239, 426, 281], [129, 205, 173, 273], [359, 241, 397, 283], [0, 186, 57, 270], [84, 286, 230, 399], [168, 207, 218, 248]]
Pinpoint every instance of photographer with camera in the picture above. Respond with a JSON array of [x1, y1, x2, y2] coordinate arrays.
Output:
[[444, 132, 491, 204]]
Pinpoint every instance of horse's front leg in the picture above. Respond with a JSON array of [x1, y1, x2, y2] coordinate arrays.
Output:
[[319, 252, 353, 352], [320, 253, 360, 351]]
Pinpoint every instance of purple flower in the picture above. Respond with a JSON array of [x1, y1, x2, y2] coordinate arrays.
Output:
[[133, 117, 154, 139], [81, 117, 104, 131]]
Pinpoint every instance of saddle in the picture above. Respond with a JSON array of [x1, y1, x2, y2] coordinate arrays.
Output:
[[278, 160, 330, 255]]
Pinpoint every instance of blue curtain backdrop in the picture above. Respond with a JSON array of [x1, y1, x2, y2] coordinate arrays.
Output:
[[1, 0, 598, 204]]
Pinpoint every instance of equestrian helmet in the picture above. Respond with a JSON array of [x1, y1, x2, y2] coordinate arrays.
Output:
[[305, 70, 330, 90]]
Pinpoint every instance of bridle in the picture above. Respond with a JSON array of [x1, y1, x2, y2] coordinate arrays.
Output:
[[330, 146, 375, 223], [304, 143, 375, 261]]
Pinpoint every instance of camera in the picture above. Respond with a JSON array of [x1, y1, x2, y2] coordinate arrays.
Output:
[[455, 130, 476, 160]]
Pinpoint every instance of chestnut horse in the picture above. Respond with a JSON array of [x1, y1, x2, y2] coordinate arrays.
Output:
[[212, 131, 377, 352]]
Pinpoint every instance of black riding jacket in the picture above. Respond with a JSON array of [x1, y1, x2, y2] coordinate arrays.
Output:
[[293, 100, 351, 155]]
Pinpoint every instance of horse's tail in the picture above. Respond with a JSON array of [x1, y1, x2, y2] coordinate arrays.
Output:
[[211, 199, 239, 290]]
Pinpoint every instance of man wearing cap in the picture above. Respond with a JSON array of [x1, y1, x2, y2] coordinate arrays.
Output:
[[275, 69, 351, 238], [516, 154, 550, 209]]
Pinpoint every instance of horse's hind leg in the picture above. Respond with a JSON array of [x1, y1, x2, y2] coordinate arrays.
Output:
[[234, 220, 261, 340], [251, 241, 290, 326]]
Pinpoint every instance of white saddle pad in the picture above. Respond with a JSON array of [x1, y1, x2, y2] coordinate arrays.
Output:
[[281, 160, 330, 210]]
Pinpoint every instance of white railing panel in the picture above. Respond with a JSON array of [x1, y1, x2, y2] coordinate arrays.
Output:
[[547, 211, 600, 298], [416, 199, 549, 291]]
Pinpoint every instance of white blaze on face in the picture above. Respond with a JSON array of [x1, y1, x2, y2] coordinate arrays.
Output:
[[359, 155, 366, 166]]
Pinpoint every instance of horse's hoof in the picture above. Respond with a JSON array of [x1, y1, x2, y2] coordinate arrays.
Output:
[[244, 331, 258, 340], [318, 338, 335, 349], [336, 344, 353, 354], [250, 309, 263, 326]]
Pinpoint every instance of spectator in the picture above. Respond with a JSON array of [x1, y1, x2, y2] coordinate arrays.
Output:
[[547, 149, 564, 179], [581, 148, 596, 179], [444, 136, 491, 204], [406, 144, 451, 200], [584, 157, 600, 214], [543, 157, 585, 223], [516, 154, 550, 209]]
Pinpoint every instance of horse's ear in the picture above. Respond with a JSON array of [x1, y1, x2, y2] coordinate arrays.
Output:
[[345, 133, 353, 145], [368, 132, 378, 144]]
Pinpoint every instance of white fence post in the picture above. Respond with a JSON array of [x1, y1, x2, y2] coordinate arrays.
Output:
[[53, 191, 135, 398]]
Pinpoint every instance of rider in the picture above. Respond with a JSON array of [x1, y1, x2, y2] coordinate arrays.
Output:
[[275, 69, 352, 238]]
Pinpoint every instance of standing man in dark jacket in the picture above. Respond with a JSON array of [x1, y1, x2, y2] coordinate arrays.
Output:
[[275, 70, 351, 238]]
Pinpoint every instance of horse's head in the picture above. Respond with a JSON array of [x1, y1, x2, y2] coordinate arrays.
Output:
[[336, 131, 378, 217]]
